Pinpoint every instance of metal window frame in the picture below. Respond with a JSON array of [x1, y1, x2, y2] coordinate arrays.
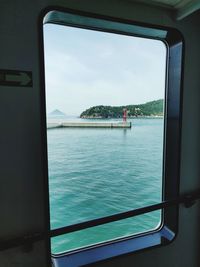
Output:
[[39, 7, 184, 267]]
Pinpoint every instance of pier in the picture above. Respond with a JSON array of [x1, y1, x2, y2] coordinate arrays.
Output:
[[47, 122, 132, 129]]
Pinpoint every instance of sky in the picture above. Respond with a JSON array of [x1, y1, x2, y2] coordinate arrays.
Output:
[[44, 24, 166, 116]]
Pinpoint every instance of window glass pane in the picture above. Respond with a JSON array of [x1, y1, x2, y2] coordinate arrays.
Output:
[[43, 23, 166, 253]]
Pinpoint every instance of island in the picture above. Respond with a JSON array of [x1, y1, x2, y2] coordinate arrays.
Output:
[[80, 99, 163, 119], [48, 109, 66, 117]]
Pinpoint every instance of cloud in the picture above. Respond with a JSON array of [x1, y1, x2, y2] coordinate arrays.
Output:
[[44, 24, 166, 115]]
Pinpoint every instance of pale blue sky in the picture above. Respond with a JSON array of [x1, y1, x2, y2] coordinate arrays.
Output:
[[44, 24, 166, 116]]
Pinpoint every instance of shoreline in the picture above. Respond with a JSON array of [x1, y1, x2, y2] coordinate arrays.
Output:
[[80, 115, 164, 119]]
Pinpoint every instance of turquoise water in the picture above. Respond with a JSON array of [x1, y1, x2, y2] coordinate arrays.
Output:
[[47, 118, 164, 253]]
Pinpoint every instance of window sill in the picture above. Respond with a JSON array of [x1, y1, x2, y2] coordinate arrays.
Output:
[[52, 226, 175, 267]]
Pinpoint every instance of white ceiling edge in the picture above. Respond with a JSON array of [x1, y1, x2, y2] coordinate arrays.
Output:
[[128, 0, 200, 20], [175, 0, 200, 20], [127, 0, 177, 10], [173, 0, 192, 9]]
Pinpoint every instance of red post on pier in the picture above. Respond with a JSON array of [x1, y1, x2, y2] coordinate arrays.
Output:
[[123, 108, 127, 122]]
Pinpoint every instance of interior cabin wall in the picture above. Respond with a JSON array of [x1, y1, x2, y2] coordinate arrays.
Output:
[[0, 0, 200, 266]]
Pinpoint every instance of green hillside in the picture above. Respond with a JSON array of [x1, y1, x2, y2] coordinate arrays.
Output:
[[80, 99, 164, 118]]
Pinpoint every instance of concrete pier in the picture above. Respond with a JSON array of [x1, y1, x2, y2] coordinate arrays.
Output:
[[47, 122, 131, 129]]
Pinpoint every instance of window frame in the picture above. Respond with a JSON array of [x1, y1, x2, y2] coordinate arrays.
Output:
[[40, 7, 184, 267]]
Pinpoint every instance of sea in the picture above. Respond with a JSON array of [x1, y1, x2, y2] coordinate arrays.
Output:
[[47, 117, 164, 254]]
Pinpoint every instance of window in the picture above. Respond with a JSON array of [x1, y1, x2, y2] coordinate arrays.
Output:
[[42, 9, 183, 266]]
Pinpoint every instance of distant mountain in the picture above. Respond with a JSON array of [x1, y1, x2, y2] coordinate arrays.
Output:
[[48, 109, 66, 117], [80, 99, 164, 118]]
